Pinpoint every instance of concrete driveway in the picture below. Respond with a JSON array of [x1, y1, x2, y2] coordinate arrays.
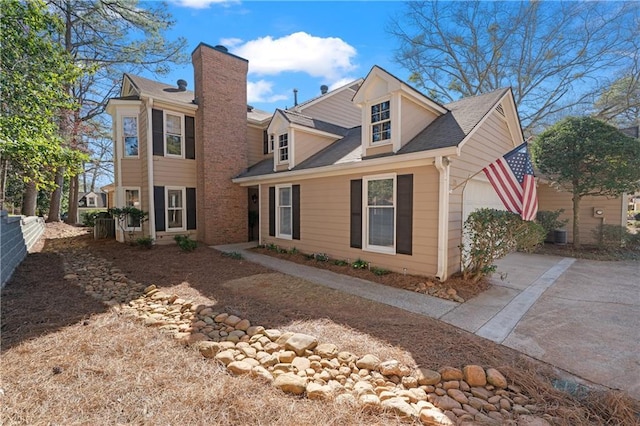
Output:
[[443, 253, 640, 400], [501, 257, 640, 400]]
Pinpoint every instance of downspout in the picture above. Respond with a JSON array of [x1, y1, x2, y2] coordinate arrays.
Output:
[[115, 110, 123, 242], [435, 156, 450, 280], [258, 183, 262, 245], [146, 98, 156, 242]]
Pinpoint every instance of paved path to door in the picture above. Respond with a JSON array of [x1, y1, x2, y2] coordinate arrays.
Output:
[[214, 243, 640, 400]]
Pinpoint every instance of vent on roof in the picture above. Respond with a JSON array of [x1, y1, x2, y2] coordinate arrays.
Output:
[[320, 85, 328, 94], [247, 105, 254, 112], [177, 79, 187, 91], [214, 45, 228, 52], [495, 104, 505, 117], [293, 88, 298, 106]]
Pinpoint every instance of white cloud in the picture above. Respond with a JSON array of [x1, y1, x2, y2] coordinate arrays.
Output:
[[219, 37, 243, 48], [232, 32, 357, 80], [171, 0, 236, 9], [247, 80, 288, 104], [328, 77, 358, 91]]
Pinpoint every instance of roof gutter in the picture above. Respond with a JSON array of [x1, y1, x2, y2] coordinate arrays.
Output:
[[232, 146, 458, 186], [435, 155, 451, 281]]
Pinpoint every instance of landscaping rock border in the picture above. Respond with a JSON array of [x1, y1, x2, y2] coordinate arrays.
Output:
[[62, 249, 555, 426]]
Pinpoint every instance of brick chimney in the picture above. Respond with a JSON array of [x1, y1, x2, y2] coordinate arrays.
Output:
[[192, 43, 249, 245]]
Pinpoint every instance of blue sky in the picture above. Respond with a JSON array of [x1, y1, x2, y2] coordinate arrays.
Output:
[[152, 1, 410, 112]]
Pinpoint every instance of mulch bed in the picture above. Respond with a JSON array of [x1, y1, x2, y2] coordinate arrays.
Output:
[[252, 246, 490, 302]]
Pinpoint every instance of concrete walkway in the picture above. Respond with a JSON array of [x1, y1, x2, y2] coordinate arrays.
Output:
[[213, 243, 640, 399]]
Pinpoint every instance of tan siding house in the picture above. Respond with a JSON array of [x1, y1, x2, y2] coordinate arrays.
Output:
[[108, 44, 626, 280]]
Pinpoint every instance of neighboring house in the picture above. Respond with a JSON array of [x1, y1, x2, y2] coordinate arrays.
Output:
[[76, 191, 108, 224], [107, 43, 626, 279]]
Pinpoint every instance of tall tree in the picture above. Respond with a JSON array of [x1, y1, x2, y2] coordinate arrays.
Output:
[[45, 0, 188, 222], [531, 117, 640, 248], [390, 1, 639, 132], [0, 0, 83, 214], [593, 33, 640, 127]]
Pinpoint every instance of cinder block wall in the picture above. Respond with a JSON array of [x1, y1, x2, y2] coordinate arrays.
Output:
[[1, 212, 44, 287], [192, 44, 249, 245]]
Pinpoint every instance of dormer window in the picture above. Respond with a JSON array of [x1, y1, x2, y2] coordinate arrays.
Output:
[[371, 100, 391, 143], [87, 196, 96, 207], [278, 133, 289, 163]]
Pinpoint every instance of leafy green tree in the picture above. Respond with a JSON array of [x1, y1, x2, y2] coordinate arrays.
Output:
[[390, 1, 639, 132], [45, 0, 188, 222], [0, 0, 84, 214], [531, 117, 640, 248]]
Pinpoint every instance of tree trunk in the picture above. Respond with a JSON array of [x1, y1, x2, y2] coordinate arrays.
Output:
[[47, 168, 65, 222], [21, 182, 37, 216], [0, 158, 8, 211], [572, 193, 581, 249], [66, 174, 79, 225]]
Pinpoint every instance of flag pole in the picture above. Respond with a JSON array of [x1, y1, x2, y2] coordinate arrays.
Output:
[[449, 169, 484, 193]]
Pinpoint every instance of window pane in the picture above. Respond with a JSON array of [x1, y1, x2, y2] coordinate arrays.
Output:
[[125, 137, 138, 156], [168, 189, 182, 208], [279, 187, 290, 206], [368, 207, 394, 246], [123, 117, 137, 136], [280, 206, 292, 235], [367, 179, 393, 206], [166, 114, 181, 134], [168, 209, 183, 229], [125, 189, 140, 227], [166, 134, 181, 155]]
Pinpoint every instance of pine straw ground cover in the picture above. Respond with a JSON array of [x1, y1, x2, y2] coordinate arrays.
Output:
[[1, 224, 638, 425]]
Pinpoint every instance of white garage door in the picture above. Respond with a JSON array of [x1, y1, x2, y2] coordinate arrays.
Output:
[[462, 179, 506, 224]]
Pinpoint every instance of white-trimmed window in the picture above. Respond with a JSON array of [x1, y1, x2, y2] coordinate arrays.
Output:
[[166, 187, 185, 231], [87, 196, 96, 207], [364, 174, 396, 253], [269, 134, 275, 153], [277, 133, 289, 163], [124, 188, 141, 229], [276, 184, 292, 239], [122, 116, 139, 157], [165, 112, 184, 157], [371, 100, 391, 143]]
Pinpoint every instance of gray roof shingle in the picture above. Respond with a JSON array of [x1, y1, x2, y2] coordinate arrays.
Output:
[[236, 88, 512, 179], [398, 88, 510, 154], [279, 110, 349, 136], [125, 74, 196, 106]]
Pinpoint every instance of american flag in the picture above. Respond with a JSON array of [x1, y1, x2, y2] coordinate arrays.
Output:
[[483, 142, 538, 221]]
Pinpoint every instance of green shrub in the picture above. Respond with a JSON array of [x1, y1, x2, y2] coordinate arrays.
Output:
[[136, 236, 154, 249], [313, 253, 329, 262], [371, 266, 390, 276], [351, 258, 368, 269], [593, 224, 640, 251], [461, 209, 546, 282], [174, 235, 197, 252], [288, 247, 299, 255], [333, 259, 349, 266], [81, 210, 110, 227], [536, 209, 568, 236], [222, 251, 243, 260]]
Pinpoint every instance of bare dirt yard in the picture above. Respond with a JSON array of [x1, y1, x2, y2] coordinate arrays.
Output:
[[1, 223, 638, 425]]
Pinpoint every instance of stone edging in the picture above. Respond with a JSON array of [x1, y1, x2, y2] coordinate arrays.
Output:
[[61, 249, 554, 426]]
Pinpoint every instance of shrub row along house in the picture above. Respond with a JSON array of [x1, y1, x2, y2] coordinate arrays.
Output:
[[106, 43, 627, 280]]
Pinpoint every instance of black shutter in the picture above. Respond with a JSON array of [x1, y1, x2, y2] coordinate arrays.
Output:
[[268, 186, 275, 237], [154, 186, 165, 232], [292, 184, 300, 240], [396, 174, 413, 255], [152, 109, 164, 156], [350, 179, 362, 248], [263, 130, 269, 155], [185, 116, 195, 159], [186, 187, 196, 230]]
